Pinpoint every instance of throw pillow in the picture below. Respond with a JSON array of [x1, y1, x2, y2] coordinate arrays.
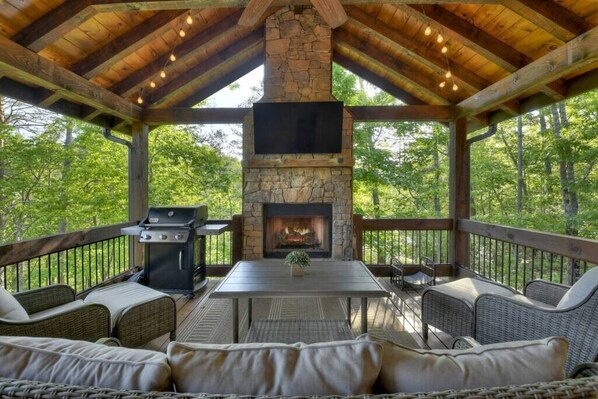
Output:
[[167, 340, 383, 395], [557, 266, 598, 309], [0, 287, 28, 321], [357, 334, 568, 393], [0, 336, 171, 391]]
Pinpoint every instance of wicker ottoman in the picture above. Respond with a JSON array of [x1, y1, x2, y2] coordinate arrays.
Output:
[[84, 282, 176, 348], [421, 278, 516, 340]]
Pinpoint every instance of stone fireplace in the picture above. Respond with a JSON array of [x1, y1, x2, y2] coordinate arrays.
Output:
[[242, 6, 354, 260]]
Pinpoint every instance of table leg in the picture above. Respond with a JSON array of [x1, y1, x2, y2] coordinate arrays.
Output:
[[346, 297, 351, 325], [361, 297, 368, 333], [248, 298, 252, 328], [232, 298, 239, 343]]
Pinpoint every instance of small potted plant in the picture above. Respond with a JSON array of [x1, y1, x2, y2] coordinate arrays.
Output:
[[285, 250, 311, 277]]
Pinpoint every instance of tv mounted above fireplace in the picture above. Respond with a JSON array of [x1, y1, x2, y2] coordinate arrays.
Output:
[[253, 101, 343, 154]]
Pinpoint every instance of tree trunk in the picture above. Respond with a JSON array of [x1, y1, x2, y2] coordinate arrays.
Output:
[[517, 116, 524, 213], [0, 96, 6, 233], [432, 138, 441, 216], [372, 187, 380, 218], [59, 121, 73, 233]]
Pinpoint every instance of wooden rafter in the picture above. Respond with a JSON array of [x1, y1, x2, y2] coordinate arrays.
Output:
[[333, 51, 426, 105], [398, 4, 567, 101], [310, 0, 348, 29], [109, 9, 244, 96], [72, 10, 188, 78], [149, 31, 264, 107], [334, 30, 455, 105], [238, 0, 274, 27], [11, 0, 97, 52], [348, 105, 453, 122], [502, 0, 593, 42], [457, 26, 598, 118], [142, 107, 250, 125], [0, 35, 142, 122]]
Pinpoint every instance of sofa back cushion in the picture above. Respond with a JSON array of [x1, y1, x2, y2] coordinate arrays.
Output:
[[167, 340, 383, 395], [557, 266, 598, 309], [0, 336, 171, 391], [0, 288, 28, 321], [358, 335, 568, 393]]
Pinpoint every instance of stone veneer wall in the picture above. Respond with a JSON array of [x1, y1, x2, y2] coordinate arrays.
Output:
[[242, 7, 354, 260]]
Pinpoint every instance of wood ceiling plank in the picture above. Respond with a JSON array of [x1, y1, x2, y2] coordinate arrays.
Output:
[[335, 29, 457, 104], [72, 10, 187, 78], [0, 34, 142, 122], [109, 9, 244, 96], [11, 0, 97, 52], [149, 30, 263, 106], [457, 25, 598, 118], [310, 0, 348, 28], [502, 0, 593, 42], [333, 51, 426, 105], [238, 0, 273, 27]]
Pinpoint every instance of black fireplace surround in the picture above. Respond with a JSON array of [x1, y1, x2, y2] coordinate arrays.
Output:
[[263, 203, 332, 258]]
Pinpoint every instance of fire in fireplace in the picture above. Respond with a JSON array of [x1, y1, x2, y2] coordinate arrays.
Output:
[[263, 203, 332, 258]]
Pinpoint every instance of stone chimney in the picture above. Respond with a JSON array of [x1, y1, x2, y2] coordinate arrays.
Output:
[[242, 6, 354, 260]]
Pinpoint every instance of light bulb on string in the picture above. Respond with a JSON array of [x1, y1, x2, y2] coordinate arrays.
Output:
[[186, 12, 193, 25], [160, 69, 166, 79], [179, 28, 186, 37], [424, 25, 432, 36], [150, 80, 156, 88], [445, 70, 452, 79], [137, 94, 143, 104], [439, 81, 446, 88], [452, 83, 458, 91], [170, 53, 176, 62], [436, 33, 444, 43], [441, 46, 448, 54]]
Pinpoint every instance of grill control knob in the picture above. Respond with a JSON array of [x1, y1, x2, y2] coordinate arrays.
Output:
[[175, 233, 185, 240], [159, 234, 168, 240]]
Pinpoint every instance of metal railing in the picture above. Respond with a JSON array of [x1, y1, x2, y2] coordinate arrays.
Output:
[[354, 216, 453, 266], [204, 219, 235, 266], [458, 220, 598, 290], [0, 222, 135, 294]]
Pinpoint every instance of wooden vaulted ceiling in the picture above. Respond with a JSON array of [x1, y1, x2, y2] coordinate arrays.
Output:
[[0, 0, 597, 135]]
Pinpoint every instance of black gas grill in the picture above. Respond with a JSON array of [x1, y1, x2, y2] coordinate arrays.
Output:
[[137, 205, 208, 297]]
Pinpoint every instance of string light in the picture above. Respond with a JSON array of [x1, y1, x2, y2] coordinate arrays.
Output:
[[439, 81, 446, 88], [186, 12, 193, 25], [160, 69, 166, 79], [179, 28, 186, 37], [150, 80, 156, 88], [170, 53, 176, 62], [452, 83, 459, 91], [424, 25, 432, 36], [441, 46, 448, 54], [137, 89, 144, 104], [436, 33, 444, 43], [445, 70, 452, 79]]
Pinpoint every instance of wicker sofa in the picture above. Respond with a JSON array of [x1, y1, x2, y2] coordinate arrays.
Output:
[[1, 335, 598, 399]]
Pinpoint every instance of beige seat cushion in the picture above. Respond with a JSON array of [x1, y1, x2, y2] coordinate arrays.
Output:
[[84, 282, 169, 328], [167, 340, 383, 395], [0, 287, 28, 321], [358, 335, 568, 393], [427, 278, 516, 306], [29, 300, 87, 320], [0, 336, 171, 391], [557, 266, 598, 309]]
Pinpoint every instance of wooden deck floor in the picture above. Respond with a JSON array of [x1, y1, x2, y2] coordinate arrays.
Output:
[[144, 277, 454, 352]]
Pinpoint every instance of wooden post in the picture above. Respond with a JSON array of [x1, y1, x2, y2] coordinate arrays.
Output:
[[353, 214, 363, 261], [449, 118, 469, 271], [129, 122, 149, 268], [232, 214, 243, 263]]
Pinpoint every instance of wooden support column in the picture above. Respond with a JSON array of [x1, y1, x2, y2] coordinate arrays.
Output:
[[129, 122, 149, 268], [448, 118, 469, 272]]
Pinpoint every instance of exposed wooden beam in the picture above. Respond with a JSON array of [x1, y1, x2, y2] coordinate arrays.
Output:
[[335, 29, 456, 105], [310, 0, 348, 29], [11, 0, 96, 52], [457, 26, 598, 118], [238, 0, 274, 27], [0, 35, 142, 122], [347, 105, 453, 122], [399, 4, 567, 100], [502, 0, 593, 42], [142, 107, 250, 125], [149, 29, 264, 107], [37, 92, 63, 108], [72, 10, 187, 78], [109, 9, 244, 96], [333, 51, 426, 105], [175, 52, 264, 107]]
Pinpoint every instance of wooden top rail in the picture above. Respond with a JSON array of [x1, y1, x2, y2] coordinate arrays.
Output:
[[0, 222, 136, 268], [361, 218, 453, 231], [458, 219, 598, 265]]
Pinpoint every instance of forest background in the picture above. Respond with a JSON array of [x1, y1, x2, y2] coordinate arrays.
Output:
[[1, 65, 597, 245]]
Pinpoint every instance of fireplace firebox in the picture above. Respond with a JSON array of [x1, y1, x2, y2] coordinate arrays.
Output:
[[263, 203, 332, 258]]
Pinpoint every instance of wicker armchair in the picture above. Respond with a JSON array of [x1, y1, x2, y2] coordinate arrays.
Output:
[[474, 279, 598, 375], [0, 285, 111, 342]]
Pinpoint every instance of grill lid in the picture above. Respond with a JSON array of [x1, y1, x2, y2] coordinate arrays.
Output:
[[139, 205, 208, 228]]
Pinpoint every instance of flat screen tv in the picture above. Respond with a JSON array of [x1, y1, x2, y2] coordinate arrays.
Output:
[[253, 101, 343, 154]]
